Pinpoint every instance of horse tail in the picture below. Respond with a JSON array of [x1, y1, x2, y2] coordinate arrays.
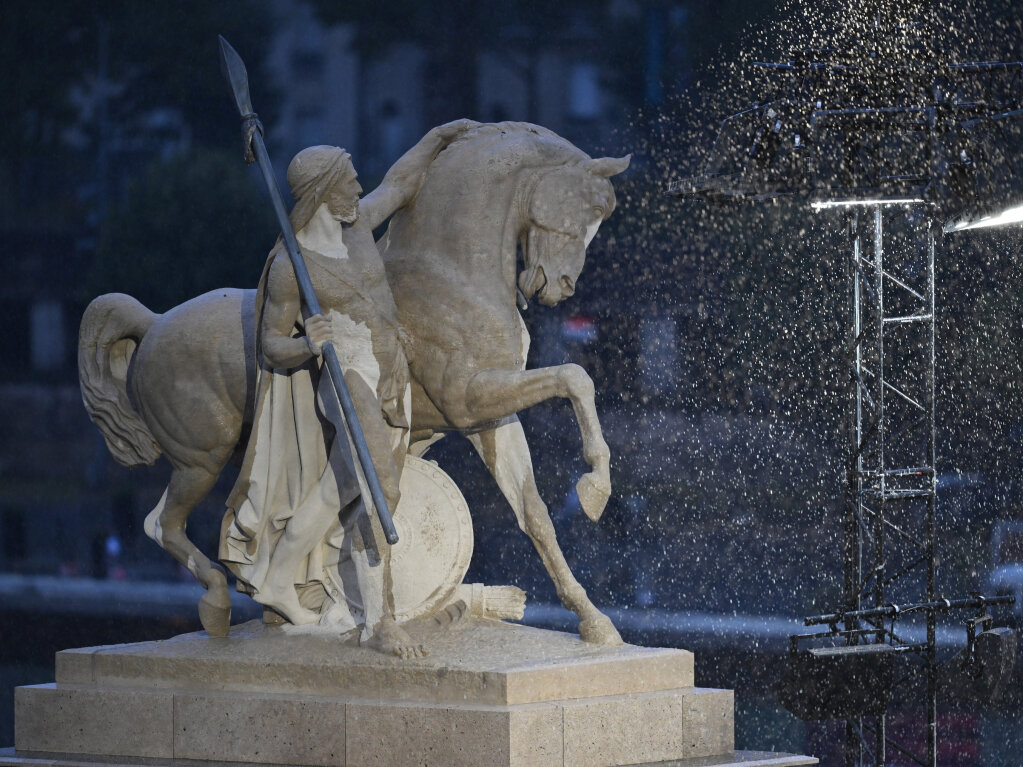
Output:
[[78, 293, 162, 467]]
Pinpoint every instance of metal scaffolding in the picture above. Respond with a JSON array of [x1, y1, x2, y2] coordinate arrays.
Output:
[[842, 204, 937, 766], [668, 6, 1023, 763]]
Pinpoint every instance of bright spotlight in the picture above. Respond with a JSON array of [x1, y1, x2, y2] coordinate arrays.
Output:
[[944, 202, 1023, 232], [811, 198, 923, 210]]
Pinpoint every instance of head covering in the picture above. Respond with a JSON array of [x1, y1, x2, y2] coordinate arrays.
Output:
[[286, 145, 355, 232]]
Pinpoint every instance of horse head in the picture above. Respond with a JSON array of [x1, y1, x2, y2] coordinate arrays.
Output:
[[518, 155, 631, 306]]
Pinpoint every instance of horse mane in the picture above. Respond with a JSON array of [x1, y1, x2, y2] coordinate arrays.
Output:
[[382, 122, 607, 265], [432, 122, 592, 179]]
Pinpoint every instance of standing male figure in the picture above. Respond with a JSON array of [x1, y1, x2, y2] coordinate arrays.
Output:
[[221, 120, 477, 657]]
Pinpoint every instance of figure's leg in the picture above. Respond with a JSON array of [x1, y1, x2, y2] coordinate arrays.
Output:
[[256, 367, 404, 628], [463, 366, 611, 521], [340, 374, 425, 658], [467, 418, 622, 645], [254, 490, 339, 625], [144, 465, 232, 636]]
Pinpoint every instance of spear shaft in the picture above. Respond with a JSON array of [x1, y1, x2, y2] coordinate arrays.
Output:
[[218, 35, 398, 545]]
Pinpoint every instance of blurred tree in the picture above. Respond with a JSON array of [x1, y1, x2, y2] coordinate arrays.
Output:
[[87, 148, 277, 312], [0, 0, 274, 153], [0, 0, 276, 226]]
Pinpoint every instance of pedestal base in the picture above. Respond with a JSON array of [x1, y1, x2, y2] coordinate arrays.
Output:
[[9, 618, 816, 767], [0, 748, 819, 766]]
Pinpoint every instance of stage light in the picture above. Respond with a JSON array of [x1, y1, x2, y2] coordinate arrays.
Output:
[[811, 198, 923, 210], [777, 642, 897, 721], [945, 203, 1023, 232], [941, 625, 1018, 703], [939, 107, 1023, 232]]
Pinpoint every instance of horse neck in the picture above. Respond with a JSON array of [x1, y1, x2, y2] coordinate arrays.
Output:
[[398, 166, 528, 295]]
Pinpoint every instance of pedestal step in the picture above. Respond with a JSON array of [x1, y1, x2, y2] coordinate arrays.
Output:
[[51, 619, 694, 706], [8, 618, 815, 767], [15, 682, 734, 767], [0, 749, 816, 767]]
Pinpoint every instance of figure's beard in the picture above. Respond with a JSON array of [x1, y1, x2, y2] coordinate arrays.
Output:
[[334, 204, 359, 225], [331, 199, 359, 225]]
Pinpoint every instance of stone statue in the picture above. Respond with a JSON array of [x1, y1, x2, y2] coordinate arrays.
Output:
[[78, 121, 629, 651], [26, 46, 811, 767], [220, 125, 476, 657]]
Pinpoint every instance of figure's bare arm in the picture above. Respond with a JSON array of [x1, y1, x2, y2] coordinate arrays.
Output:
[[260, 255, 332, 368], [360, 118, 480, 230]]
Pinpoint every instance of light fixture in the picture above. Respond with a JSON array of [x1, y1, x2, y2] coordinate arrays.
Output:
[[945, 203, 1023, 232], [941, 107, 1023, 231], [810, 198, 923, 210], [777, 640, 897, 720]]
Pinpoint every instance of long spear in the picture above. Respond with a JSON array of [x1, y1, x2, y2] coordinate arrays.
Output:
[[218, 35, 399, 545]]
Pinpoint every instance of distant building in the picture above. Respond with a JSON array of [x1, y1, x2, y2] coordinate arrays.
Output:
[[264, 0, 626, 185]]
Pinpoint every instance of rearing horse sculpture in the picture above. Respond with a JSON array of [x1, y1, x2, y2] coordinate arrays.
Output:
[[383, 122, 629, 643], [78, 122, 629, 644]]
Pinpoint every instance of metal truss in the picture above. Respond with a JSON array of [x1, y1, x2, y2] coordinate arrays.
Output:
[[667, 7, 1022, 764], [842, 203, 936, 766]]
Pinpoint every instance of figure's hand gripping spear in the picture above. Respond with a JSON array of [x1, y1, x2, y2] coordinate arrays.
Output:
[[218, 35, 399, 545]]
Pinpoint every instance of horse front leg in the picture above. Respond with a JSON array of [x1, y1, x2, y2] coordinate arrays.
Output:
[[467, 418, 622, 645], [465, 364, 611, 520]]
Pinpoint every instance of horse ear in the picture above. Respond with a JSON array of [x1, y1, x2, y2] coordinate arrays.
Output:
[[583, 154, 631, 178]]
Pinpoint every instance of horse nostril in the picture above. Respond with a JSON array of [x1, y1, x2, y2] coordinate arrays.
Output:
[[560, 275, 576, 295]]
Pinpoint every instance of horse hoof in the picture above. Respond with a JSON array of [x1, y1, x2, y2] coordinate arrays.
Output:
[[577, 473, 611, 522], [199, 586, 232, 637], [579, 614, 624, 646]]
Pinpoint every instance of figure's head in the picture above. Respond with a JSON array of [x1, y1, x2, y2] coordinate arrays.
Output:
[[325, 168, 362, 225], [519, 155, 631, 307], [287, 145, 360, 231]]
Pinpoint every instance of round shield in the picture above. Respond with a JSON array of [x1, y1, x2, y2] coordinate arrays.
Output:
[[340, 455, 474, 622]]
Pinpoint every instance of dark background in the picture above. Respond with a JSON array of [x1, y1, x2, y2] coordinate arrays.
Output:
[[3, 0, 1023, 761]]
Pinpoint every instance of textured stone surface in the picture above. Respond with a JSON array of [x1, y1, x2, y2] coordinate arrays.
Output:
[[55, 618, 693, 706], [52, 649, 96, 686], [347, 702, 507, 767], [11, 681, 732, 767], [0, 747, 817, 766], [7, 622, 819, 767], [681, 688, 734, 758], [14, 685, 172, 758], [508, 705, 563, 767], [347, 700, 563, 767], [562, 687, 732, 767], [173, 693, 346, 766], [12, 675, 725, 767]]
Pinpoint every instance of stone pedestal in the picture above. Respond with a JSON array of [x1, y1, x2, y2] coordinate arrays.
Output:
[[7, 618, 816, 767]]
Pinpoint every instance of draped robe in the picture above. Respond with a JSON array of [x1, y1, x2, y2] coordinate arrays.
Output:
[[220, 225, 410, 632]]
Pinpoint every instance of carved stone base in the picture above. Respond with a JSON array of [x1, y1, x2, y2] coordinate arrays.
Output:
[[0, 749, 819, 767], [9, 618, 816, 767]]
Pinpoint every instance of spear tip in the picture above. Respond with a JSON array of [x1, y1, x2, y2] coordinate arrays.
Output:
[[218, 35, 253, 116]]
